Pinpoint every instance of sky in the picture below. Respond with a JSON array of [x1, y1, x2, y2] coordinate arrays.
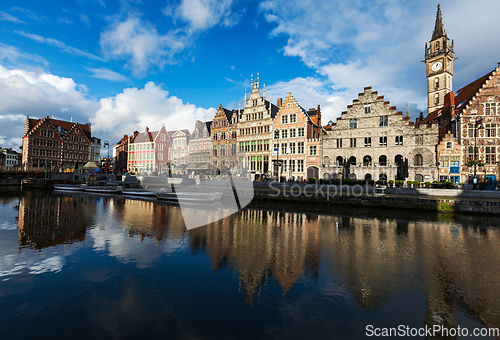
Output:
[[1, 0, 500, 152]]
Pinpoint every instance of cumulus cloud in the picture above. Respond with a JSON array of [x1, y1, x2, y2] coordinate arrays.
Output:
[[90, 81, 215, 142], [0, 64, 98, 148], [100, 16, 188, 76], [260, 0, 500, 115]]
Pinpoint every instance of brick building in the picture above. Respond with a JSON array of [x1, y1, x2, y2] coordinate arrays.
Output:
[[272, 92, 323, 180], [321, 87, 439, 183], [436, 132, 461, 183], [0, 148, 21, 170], [21, 116, 94, 172], [212, 105, 239, 170]]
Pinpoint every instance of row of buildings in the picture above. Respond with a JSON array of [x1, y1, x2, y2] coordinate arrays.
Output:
[[17, 6, 500, 187]]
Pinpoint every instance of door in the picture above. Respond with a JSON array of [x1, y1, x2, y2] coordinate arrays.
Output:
[[486, 175, 495, 190]]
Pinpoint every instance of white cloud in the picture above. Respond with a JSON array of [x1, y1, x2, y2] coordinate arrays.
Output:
[[0, 11, 25, 24], [0, 43, 48, 68], [173, 0, 236, 31], [86, 67, 129, 82], [0, 64, 98, 148], [15, 31, 104, 62], [260, 0, 500, 114], [100, 16, 188, 76], [90, 81, 215, 142]]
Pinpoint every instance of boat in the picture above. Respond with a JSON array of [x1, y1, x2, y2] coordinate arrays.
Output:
[[122, 188, 157, 197], [156, 191, 222, 202], [54, 184, 87, 191], [84, 186, 123, 194]]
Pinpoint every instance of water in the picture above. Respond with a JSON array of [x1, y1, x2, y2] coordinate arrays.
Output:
[[1, 189, 500, 339]]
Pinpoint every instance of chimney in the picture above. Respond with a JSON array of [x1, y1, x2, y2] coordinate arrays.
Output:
[[277, 98, 283, 108], [145, 126, 149, 133]]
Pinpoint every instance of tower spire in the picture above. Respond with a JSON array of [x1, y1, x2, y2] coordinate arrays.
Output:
[[432, 4, 446, 41]]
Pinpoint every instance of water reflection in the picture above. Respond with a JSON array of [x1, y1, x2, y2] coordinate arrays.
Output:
[[2, 192, 500, 338]]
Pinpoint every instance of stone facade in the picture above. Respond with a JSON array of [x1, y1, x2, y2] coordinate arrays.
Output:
[[237, 75, 278, 179], [169, 129, 190, 166], [272, 92, 322, 180], [321, 87, 439, 183], [22, 116, 93, 172], [189, 120, 212, 164], [0, 148, 21, 170]]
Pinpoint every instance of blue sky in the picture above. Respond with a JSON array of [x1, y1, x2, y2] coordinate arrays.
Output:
[[1, 0, 500, 151]]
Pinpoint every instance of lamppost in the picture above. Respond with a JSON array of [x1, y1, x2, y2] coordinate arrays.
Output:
[[273, 130, 282, 181], [473, 117, 484, 190], [104, 141, 109, 174]]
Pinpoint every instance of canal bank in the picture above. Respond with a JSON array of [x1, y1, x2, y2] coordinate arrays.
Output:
[[251, 182, 500, 215]]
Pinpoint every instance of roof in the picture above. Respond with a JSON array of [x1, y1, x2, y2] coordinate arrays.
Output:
[[132, 131, 153, 143], [24, 116, 91, 140], [455, 70, 494, 114], [431, 5, 447, 40]]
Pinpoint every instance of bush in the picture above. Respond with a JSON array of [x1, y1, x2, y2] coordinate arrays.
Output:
[[368, 180, 375, 185], [308, 177, 317, 184], [357, 180, 366, 185], [343, 178, 353, 184], [389, 180, 395, 185], [425, 181, 432, 186], [376, 180, 385, 185]]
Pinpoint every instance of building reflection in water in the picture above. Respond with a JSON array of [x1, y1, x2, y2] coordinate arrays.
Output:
[[17, 192, 95, 249]]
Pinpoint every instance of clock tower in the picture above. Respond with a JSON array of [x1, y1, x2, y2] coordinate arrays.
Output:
[[425, 4, 454, 113]]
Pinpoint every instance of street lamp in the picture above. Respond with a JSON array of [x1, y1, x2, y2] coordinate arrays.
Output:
[[104, 141, 109, 174], [473, 117, 484, 190]]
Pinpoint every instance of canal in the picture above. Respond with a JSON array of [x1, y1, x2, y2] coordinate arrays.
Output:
[[1, 189, 500, 339]]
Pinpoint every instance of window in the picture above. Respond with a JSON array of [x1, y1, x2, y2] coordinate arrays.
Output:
[[350, 138, 356, 148], [446, 142, 452, 149], [297, 160, 304, 172], [350, 119, 358, 129], [281, 116, 288, 124], [485, 103, 496, 115], [364, 137, 371, 147], [290, 160, 295, 172], [415, 154, 423, 166], [434, 78, 439, 90], [364, 104, 371, 114], [309, 145, 316, 155], [298, 142, 304, 154], [379, 155, 387, 166], [486, 147, 496, 165], [439, 156, 449, 167], [486, 123, 496, 137], [159, 143, 163, 151], [415, 135, 424, 145], [281, 130, 288, 139], [468, 124, 477, 137], [395, 136, 403, 146], [290, 142, 296, 154], [379, 116, 388, 127], [290, 129, 296, 138], [379, 137, 387, 146], [281, 143, 287, 155], [336, 139, 342, 148], [290, 114, 297, 123], [298, 128, 305, 137], [435, 94, 439, 105]]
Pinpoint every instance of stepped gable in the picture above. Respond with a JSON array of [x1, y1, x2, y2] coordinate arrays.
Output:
[[454, 70, 495, 115]]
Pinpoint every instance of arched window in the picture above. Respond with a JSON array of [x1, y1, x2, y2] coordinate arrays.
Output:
[[349, 173, 357, 180], [415, 174, 424, 182], [363, 155, 372, 166], [446, 142, 452, 149], [336, 156, 343, 166], [379, 173, 387, 181], [435, 78, 439, 90], [415, 154, 423, 166], [365, 173, 372, 180], [379, 155, 387, 166], [395, 154, 403, 165], [348, 156, 356, 166]]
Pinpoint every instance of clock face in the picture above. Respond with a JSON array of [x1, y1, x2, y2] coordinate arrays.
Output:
[[431, 61, 443, 72]]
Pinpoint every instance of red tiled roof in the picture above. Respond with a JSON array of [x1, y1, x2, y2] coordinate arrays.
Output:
[[455, 70, 494, 113], [25, 117, 91, 139]]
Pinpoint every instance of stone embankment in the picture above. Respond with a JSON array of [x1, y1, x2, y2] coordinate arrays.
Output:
[[250, 182, 500, 215]]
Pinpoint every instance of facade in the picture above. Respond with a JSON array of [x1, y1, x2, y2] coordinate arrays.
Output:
[[454, 64, 500, 188], [0, 148, 21, 170], [272, 92, 323, 180], [212, 105, 239, 169], [127, 126, 170, 174], [237, 75, 278, 179], [114, 133, 138, 174], [169, 129, 190, 165], [189, 120, 212, 164], [436, 132, 461, 183], [22, 116, 92, 171], [425, 5, 454, 114], [321, 87, 439, 183], [89, 137, 101, 165]]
